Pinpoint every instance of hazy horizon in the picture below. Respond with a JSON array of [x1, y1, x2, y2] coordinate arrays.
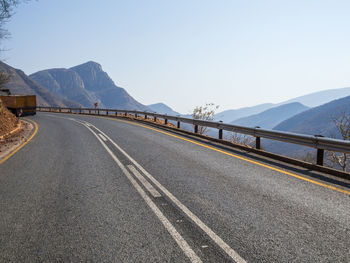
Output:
[[4, 0, 350, 113]]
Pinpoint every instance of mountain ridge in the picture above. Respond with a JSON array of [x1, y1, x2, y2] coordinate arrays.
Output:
[[147, 103, 180, 115], [30, 61, 149, 111], [215, 87, 350, 123], [231, 102, 309, 129], [0, 61, 81, 107]]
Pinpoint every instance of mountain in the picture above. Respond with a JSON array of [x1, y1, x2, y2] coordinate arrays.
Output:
[[280, 87, 350, 108], [30, 61, 149, 111], [262, 96, 350, 158], [0, 61, 81, 107], [273, 95, 350, 137], [214, 103, 275, 123], [231, 102, 309, 129], [214, 87, 350, 124], [30, 68, 97, 107], [147, 103, 180, 115]]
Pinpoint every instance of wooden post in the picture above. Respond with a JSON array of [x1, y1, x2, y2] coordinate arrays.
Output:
[[194, 125, 198, 133], [177, 121, 180, 128]]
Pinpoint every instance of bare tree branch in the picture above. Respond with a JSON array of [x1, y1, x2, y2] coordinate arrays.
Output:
[[327, 111, 350, 171], [192, 103, 219, 135]]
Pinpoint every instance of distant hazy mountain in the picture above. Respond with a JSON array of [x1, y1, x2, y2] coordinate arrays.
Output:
[[281, 87, 350, 108], [0, 61, 81, 107], [214, 87, 350, 124], [214, 103, 274, 123], [273, 95, 350, 137], [147, 103, 180, 115], [231, 102, 309, 129], [263, 96, 350, 158], [31, 61, 149, 110]]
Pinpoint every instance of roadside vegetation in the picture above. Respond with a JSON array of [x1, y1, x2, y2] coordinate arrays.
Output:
[[192, 103, 219, 135], [325, 112, 350, 172]]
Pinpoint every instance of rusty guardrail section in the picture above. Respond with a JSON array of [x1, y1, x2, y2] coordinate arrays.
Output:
[[37, 106, 350, 167]]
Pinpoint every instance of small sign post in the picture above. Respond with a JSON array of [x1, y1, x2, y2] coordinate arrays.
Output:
[[94, 102, 98, 114]]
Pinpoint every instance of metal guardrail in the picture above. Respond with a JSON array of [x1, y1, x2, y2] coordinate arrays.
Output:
[[37, 106, 350, 166]]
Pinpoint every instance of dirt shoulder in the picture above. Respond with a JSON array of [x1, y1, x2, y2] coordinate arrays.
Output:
[[0, 120, 34, 162], [0, 98, 19, 137]]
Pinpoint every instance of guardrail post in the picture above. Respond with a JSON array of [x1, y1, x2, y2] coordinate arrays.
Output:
[[316, 148, 324, 166], [125, 112, 127, 117], [98, 109, 100, 115], [255, 126, 261, 149], [194, 124, 198, 133], [69, 108, 72, 113], [154, 116, 157, 122], [145, 114, 147, 120], [219, 129, 223, 140], [315, 135, 325, 166], [115, 111, 118, 116], [59, 108, 61, 113], [106, 110, 109, 115], [218, 121, 223, 139], [135, 113, 138, 118], [177, 121, 180, 128], [255, 137, 261, 149], [89, 110, 91, 114], [165, 118, 168, 125], [79, 108, 81, 114]]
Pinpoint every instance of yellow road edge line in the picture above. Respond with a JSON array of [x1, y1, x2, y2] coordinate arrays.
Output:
[[0, 119, 38, 165], [99, 116, 350, 196]]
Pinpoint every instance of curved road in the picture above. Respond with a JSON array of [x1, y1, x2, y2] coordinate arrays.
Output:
[[0, 112, 349, 262]]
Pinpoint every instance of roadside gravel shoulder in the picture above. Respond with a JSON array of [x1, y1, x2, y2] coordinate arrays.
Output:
[[0, 120, 34, 162]]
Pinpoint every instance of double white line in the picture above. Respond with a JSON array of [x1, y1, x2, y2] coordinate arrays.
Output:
[[74, 119, 246, 263]]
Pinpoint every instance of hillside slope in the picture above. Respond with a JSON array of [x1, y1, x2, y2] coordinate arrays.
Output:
[[281, 87, 350, 107], [148, 103, 180, 115], [31, 61, 149, 110], [30, 68, 98, 107], [0, 98, 18, 136], [215, 87, 350, 124], [0, 61, 81, 107], [214, 103, 274, 123], [231, 102, 309, 129], [273, 95, 350, 137]]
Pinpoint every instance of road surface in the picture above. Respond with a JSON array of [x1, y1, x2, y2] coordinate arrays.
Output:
[[0, 112, 349, 262]]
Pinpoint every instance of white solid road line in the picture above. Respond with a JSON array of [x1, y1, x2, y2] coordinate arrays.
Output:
[[91, 123, 247, 263], [98, 133, 108, 142], [79, 121, 202, 263], [127, 165, 162, 198]]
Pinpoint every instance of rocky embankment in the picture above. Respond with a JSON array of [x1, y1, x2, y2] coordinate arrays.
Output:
[[0, 98, 19, 138]]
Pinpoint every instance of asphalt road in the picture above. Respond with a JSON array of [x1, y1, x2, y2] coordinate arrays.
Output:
[[0, 112, 349, 262]]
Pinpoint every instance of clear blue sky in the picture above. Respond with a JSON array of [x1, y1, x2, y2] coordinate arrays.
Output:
[[4, 0, 350, 113]]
